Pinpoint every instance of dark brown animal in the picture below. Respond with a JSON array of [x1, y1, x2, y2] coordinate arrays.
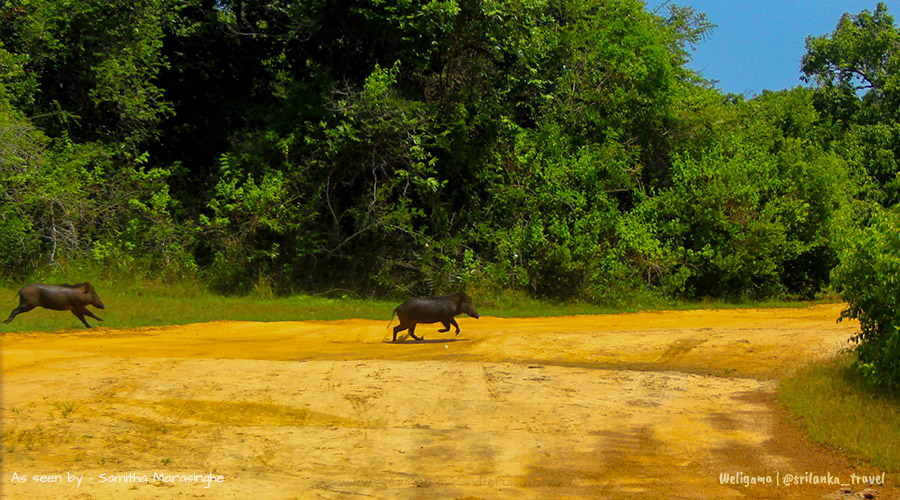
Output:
[[4, 283, 106, 328], [391, 292, 479, 342]]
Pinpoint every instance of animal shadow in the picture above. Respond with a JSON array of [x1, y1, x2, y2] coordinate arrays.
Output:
[[385, 338, 472, 344]]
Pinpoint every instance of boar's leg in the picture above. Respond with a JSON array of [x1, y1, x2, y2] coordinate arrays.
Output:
[[438, 321, 451, 332], [393, 322, 410, 342], [83, 309, 103, 322], [447, 317, 460, 335], [71, 308, 94, 328], [392, 322, 422, 342], [3, 304, 35, 324]]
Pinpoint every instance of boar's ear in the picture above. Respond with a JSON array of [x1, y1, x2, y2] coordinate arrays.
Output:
[[83, 282, 93, 292]]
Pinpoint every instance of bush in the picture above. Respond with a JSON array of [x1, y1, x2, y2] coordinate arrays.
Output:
[[833, 207, 900, 389]]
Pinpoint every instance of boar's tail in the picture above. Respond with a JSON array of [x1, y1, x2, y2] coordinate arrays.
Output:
[[382, 309, 400, 342], [386, 308, 398, 329]]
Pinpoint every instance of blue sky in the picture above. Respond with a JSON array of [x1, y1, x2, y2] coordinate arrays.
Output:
[[649, 1, 899, 95]]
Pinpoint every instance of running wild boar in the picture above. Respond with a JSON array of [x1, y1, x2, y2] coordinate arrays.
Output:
[[4, 283, 106, 328], [391, 292, 479, 342]]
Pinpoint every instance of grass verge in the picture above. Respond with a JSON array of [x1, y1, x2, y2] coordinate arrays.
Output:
[[0, 275, 834, 332], [779, 353, 900, 472], [0, 282, 400, 332]]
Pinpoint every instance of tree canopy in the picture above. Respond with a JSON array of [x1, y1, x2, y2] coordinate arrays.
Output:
[[0, 0, 891, 300]]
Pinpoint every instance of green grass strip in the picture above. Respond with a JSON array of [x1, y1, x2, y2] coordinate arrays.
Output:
[[779, 353, 900, 472]]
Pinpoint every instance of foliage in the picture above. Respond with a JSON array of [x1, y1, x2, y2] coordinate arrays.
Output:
[[636, 89, 851, 299], [832, 207, 900, 389], [0, 0, 895, 312], [0, 85, 43, 277], [802, 2, 900, 388], [0, 0, 189, 282], [478, 122, 641, 300], [803, 2, 900, 206], [1, 0, 174, 147]]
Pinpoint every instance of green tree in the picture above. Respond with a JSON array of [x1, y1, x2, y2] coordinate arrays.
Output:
[[802, 2, 900, 206], [0, 0, 185, 277], [1, 0, 174, 148], [0, 80, 43, 276], [633, 89, 851, 299]]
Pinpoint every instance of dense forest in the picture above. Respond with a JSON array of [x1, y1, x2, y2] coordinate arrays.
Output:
[[2, 0, 900, 383]]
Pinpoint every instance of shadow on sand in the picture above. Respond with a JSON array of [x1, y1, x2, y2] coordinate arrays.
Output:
[[385, 338, 472, 344]]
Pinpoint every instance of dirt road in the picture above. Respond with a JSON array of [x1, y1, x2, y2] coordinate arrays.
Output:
[[1, 304, 895, 499]]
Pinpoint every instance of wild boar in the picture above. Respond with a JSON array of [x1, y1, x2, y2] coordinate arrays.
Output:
[[4, 283, 106, 328], [391, 292, 479, 342]]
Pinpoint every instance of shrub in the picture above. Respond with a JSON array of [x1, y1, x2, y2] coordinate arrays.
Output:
[[833, 207, 900, 389]]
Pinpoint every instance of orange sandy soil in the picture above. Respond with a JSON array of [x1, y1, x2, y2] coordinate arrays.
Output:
[[1, 304, 896, 499]]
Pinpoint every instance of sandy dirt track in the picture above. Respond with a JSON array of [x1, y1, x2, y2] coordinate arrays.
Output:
[[1, 304, 896, 499]]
